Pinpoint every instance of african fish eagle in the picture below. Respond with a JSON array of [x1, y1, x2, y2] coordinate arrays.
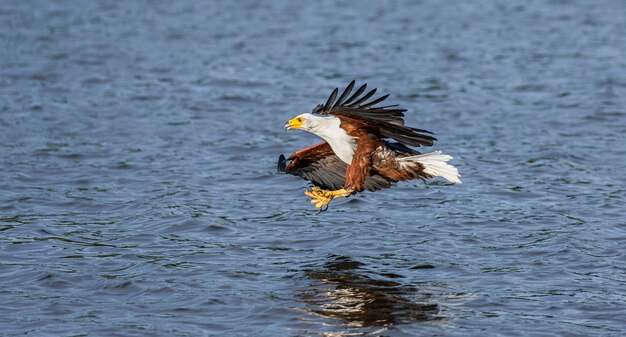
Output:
[[278, 80, 461, 209]]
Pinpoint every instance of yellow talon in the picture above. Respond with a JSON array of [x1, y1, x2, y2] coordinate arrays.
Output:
[[304, 187, 329, 199], [310, 187, 328, 198], [304, 188, 352, 209], [312, 196, 332, 209]]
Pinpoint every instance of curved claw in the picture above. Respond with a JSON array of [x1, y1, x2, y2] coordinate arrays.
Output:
[[317, 204, 329, 213]]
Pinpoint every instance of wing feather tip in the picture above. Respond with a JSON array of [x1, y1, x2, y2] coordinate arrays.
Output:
[[277, 154, 287, 172]]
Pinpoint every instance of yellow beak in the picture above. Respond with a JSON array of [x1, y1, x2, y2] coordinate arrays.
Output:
[[284, 117, 303, 131]]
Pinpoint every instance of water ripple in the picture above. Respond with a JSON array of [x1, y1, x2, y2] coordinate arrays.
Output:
[[1, 0, 626, 336]]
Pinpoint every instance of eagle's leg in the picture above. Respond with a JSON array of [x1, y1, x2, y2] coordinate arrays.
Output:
[[304, 187, 352, 209]]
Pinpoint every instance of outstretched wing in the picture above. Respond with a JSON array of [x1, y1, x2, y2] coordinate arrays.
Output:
[[277, 142, 391, 192], [311, 80, 437, 147]]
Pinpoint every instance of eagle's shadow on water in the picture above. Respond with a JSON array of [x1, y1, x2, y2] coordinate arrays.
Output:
[[297, 255, 441, 329]]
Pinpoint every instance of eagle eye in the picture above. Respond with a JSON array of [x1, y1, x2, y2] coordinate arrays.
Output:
[[297, 117, 303, 123]]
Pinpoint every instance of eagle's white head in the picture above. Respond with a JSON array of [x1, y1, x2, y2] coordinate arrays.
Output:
[[283, 113, 328, 133], [284, 113, 356, 164]]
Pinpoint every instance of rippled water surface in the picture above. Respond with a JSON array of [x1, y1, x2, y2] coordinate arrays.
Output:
[[1, 1, 625, 336]]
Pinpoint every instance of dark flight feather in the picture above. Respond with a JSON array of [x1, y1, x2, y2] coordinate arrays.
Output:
[[278, 142, 391, 191], [342, 83, 367, 106], [324, 88, 338, 111], [360, 94, 389, 108], [347, 88, 377, 107], [313, 81, 436, 147], [333, 80, 354, 107]]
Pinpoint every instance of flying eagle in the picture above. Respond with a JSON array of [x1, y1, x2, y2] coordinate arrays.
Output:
[[278, 80, 461, 209]]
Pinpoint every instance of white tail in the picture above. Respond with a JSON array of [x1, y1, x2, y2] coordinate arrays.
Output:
[[400, 151, 462, 184]]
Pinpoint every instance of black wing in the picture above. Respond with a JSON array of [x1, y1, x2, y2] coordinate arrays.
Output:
[[312, 80, 436, 147], [278, 142, 391, 192]]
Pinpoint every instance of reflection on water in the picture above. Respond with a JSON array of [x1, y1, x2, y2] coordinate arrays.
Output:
[[298, 256, 440, 329]]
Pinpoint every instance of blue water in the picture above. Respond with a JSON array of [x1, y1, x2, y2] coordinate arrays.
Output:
[[1, 1, 625, 336]]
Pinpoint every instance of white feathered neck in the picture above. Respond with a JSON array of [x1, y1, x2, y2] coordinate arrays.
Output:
[[298, 113, 357, 164]]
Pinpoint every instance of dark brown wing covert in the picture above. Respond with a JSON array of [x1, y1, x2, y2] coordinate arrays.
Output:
[[277, 142, 391, 192]]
